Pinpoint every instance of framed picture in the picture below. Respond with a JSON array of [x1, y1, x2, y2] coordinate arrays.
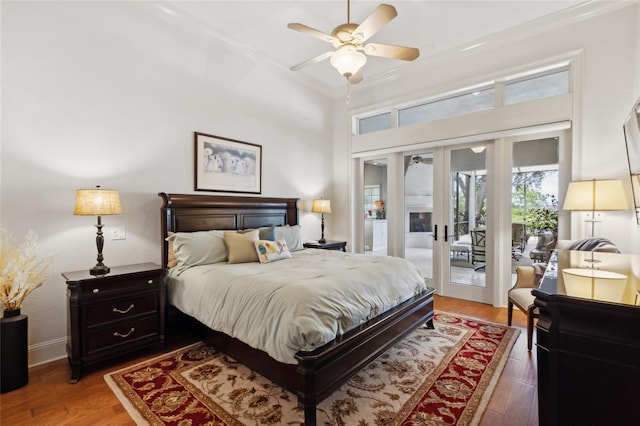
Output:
[[194, 132, 262, 194]]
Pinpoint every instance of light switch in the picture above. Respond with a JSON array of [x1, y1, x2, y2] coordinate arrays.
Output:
[[110, 227, 126, 240]]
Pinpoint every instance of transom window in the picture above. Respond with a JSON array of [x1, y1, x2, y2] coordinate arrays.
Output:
[[354, 64, 570, 135], [358, 112, 391, 134], [504, 69, 569, 105], [399, 88, 495, 127]]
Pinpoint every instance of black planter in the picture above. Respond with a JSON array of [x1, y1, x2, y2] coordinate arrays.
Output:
[[1, 308, 29, 393]]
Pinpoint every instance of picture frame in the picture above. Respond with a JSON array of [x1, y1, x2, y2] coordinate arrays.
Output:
[[194, 132, 262, 194]]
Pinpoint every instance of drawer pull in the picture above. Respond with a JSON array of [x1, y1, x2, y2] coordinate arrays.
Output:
[[92, 288, 99, 294], [113, 304, 134, 314], [114, 328, 135, 338], [147, 279, 153, 284]]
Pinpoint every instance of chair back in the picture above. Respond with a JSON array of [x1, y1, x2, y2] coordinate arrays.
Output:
[[471, 229, 486, 263], [535, 230, 555, 250], [512, 222, 526, 252]]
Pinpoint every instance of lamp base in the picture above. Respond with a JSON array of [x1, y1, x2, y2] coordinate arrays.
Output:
[[318, 238, 327, 244], [90, 264, 110, 276]]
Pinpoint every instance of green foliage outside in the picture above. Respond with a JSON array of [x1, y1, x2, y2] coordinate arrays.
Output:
[[452, 169, 558, 237], [512, 171, 558, 235]]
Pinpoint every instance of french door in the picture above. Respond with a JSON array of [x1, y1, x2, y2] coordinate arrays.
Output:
[[356, 130, 567, 306], [402, 144, 494, 304]]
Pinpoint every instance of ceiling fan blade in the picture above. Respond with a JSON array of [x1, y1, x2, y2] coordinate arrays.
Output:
[[364, 43, 420, 61], [353, 4, 397, 42], [287, 23, 337, 44], [348, 69, 363, 84], [289, 51, 334, 71]]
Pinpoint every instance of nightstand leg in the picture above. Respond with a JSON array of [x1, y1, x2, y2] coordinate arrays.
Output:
[[70, 364, 82, 384]]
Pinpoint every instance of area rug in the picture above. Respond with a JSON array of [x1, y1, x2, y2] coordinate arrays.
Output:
[[105, 312, 518, 425]]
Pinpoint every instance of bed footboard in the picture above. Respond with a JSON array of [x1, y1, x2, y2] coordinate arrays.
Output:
[[295, 287, 435, 426]]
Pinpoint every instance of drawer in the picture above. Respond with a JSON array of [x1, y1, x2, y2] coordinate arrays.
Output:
[[86, 293, 158, 327], [86, 316, 159, 353], [80, 274, 160, 298]]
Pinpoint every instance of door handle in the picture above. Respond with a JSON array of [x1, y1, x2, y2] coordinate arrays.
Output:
[[444, 225, 448, 242], [434, 224, 437, 241]]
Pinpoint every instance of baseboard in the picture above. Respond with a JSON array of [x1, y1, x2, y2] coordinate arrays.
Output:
[[28, 336, 67, 367]]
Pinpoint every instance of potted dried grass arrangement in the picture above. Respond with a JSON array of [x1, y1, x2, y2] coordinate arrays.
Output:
[[0, 229, 55, 393]]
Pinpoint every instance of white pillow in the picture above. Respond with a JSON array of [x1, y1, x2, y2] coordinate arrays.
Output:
[[167, 230, 227, 272], [274, 225, 303, 251], [254, 239, 292, 264], [224, 230, 260, 264]]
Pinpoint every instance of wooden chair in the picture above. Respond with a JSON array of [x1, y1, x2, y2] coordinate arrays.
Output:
[[471, 229, 486, 271], [511, 222, 527, 254], [509, 264, 547, 350]]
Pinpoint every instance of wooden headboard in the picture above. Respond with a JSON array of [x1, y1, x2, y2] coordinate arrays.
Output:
[[158, 193, 299, 269]]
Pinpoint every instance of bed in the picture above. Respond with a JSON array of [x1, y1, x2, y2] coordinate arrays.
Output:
[[159, 192, 435, 425]]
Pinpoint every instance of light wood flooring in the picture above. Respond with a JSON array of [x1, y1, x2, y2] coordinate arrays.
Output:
[[0, 295, 537, 425]]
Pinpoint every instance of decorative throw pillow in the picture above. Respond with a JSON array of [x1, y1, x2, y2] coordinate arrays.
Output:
[[274, 225, 303, 251], [167, 230, 228, 272], [239, 227, 275, 240], [224, 230, 260, 263], [258, 226, 275, 241], [166, 231, 178, 269], [254, 239, 292, 264]]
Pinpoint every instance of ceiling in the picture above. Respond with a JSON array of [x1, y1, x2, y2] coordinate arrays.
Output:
[[160, 1, 597, 91]]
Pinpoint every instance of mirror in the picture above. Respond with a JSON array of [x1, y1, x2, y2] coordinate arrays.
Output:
[[623, 96, 640, 224]]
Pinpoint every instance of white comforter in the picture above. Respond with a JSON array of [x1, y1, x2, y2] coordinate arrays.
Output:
[[166, 249, 426, 364]]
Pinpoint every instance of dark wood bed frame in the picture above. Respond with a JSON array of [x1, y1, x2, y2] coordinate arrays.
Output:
[[159, 192, 435, 425]]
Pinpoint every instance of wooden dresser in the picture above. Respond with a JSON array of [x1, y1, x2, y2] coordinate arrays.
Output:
[[63, 263, 165, 383], [533, 250, 640, 425]]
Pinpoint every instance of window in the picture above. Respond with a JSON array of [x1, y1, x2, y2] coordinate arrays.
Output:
[[504, 69, 569, 105], [399, 88, 495, 127], [364, 185, 381, 217], [358, 112, 391, 134], [353, 63, 571, 136]]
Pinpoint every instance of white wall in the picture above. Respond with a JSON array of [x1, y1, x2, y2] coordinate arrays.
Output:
[[335, 3, 640, 254], [1, 1, 333, 364]]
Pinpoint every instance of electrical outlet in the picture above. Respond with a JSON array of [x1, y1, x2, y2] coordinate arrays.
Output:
[[110, 227, 126, 240]]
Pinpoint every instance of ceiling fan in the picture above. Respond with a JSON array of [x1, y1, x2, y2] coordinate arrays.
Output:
[[287, 0, 420, 83], [408, 155, 433, 165]]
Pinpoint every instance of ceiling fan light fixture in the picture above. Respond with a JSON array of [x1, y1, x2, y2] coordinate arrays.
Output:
[[330, 44, 367, 78]]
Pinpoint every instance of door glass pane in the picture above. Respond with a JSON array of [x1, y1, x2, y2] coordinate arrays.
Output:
[[364, 159, 387, 256], [404, 153, 434, 279], [450, 147, 487, 287], [512, 138, 559, 279]]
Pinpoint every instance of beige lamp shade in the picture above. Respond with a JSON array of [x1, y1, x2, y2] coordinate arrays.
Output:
[[74, 187, 122, 216], [562, 268, 627, 303], [311, 199, 331, 214], [563, 179, 628, 211]]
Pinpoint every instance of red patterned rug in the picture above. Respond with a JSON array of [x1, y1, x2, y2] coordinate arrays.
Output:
[[105, 312, 518, 425]]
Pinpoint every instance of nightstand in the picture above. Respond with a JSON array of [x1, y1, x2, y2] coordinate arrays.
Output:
[[62, 263, 165, 383], [303, 240, 347, 252]]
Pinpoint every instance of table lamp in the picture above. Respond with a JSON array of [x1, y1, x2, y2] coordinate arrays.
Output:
[[74, 186, 122, 275], [562, 179, 628, 237], [311, 198, 331, 244]]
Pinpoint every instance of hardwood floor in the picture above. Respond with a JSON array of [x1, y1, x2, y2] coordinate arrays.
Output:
[[0, 295, 537, 425]]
